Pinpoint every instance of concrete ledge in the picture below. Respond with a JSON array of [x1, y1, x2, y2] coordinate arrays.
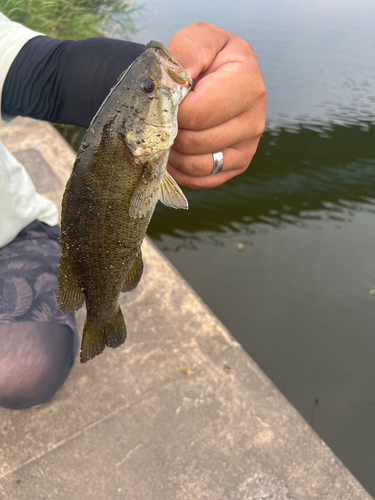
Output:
[[0, 118, 372, 499]]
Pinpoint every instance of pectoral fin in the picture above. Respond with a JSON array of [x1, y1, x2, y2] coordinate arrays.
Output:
[[129, 151, 188, 218], [159, 172, 188, 210], [122, 251, 143, 292], [129, 175, 161, 218]]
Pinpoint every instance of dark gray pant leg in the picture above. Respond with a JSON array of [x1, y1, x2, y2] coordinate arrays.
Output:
[[0, 322, 78, 410], [0, 221, 78, 410]]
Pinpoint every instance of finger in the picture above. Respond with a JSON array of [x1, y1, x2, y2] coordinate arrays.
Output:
[[168, 23, 264, 131], [168, 22, 231, 80], [174, 107, 266, 156], [177, 58, 258, 131], [167, 161, 247, 190], [168, 142, 257, 178], [169, 149, 229, 178]]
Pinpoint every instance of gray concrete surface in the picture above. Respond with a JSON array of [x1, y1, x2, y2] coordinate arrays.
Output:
[[0, 118, 372, 500]]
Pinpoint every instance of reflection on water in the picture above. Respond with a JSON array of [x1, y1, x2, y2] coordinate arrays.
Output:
[[148, 119, 375, 493], [135, 0, 375, 491], [148, 121, 375, 247], [133, 0, 375, 128], [64, 0, 375, 492]]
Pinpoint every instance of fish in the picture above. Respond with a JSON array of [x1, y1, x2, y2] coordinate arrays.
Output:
[[57, 41, 192, 363]]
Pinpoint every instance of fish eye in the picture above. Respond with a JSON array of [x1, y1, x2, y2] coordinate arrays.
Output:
[[142, 77, 157, 93]]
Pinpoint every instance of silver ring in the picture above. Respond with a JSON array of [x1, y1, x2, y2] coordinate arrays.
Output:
[[211, 151, 224, 175]]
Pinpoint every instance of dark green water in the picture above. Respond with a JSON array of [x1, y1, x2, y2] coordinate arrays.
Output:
[[130, 0, 375, 493], [147, 121, 375, 490]]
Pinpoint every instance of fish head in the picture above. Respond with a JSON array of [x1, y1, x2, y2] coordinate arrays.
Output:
[[121, 41, 192, 159]]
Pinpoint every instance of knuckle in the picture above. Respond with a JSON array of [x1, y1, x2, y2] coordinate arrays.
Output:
[[250, 71, 267, 102], [237, 38, 260, 67], [256, 80, 267, 101], [241, 43, 267, 99], [235, 158, 251, 174], [236, 144, 257, 169], [248, 140, 259, 156], [191, 21, 213, 31], [239, 160, 251, 174], [254, 118, 266, 138], [248, 143, 260, 163], [260, 80, 267, 97], [240, 38, 255, 56]]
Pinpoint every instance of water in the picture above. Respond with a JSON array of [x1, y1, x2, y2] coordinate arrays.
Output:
[[132, 0, 375, 493]]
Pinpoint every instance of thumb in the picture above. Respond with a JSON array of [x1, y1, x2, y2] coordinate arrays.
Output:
[[168, 22, 231, 80]]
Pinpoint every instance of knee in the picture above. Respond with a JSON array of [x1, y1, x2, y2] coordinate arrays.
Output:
[[0, 323, 77, 410], [0, 346, 71, 410], [0, 358, 56, 410]]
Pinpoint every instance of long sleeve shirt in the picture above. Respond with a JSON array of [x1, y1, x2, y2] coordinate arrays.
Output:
[[0, 12, 55, 247], [0, 12, 144, 247]]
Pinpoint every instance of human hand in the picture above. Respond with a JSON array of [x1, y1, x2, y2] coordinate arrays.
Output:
[[167, 22, 266, 189]]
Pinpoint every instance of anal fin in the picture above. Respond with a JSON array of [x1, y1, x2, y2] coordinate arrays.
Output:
[[122, 251, 143, 292]]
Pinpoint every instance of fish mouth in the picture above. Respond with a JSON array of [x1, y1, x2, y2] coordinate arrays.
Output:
[[146, 41, 192, 89], [146, 41, 183, 69], [165, 66, 192, 86]]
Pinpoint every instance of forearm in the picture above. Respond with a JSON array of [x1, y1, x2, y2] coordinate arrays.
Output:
[[2, 35, 145, 128]]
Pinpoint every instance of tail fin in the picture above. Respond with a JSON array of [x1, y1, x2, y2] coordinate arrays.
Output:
[[104, 306, 127, 349], [80, 306, 127, 363]]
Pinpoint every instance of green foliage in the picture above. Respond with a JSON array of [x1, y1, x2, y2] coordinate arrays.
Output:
[[0, 0, 143, 40]]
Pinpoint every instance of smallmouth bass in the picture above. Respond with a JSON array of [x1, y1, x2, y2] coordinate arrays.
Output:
[[57, 41, 192, 363]]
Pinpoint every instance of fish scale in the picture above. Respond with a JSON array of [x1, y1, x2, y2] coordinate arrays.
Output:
[[57, 41, 192, 363]]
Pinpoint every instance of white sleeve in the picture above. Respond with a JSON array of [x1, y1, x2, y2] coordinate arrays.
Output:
[[0, 14, 57, 247], [0, 12, 43, 123]]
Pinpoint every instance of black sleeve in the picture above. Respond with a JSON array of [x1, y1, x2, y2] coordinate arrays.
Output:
[[1, 35, 145, 129]]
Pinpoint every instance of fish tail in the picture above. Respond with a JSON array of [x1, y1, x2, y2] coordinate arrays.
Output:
[[104, 305, 127, 349], [80, 318, 106, 363], [80, 306, 127, 363]]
